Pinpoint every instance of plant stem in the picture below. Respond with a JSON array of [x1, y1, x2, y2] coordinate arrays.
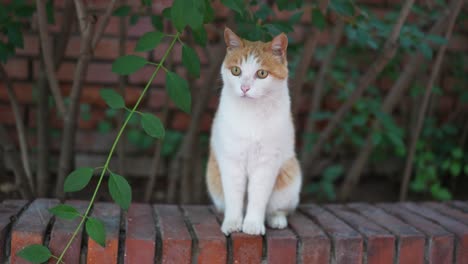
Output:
[[56, 33, 180, 262]]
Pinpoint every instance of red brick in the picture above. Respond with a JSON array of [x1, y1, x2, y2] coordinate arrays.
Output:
[[171, 112, 191, 130], [0, 83, 34, 104], [5, 59, 29, 80], [104, 17, 120, 36], [147, 89, 168, 109], [288, 212, 330, 264], [182, 205, 226, 264], [48, 200, 88, 264], [326, 204, 395, 264], [37, 62, 118, 83], [124, 203, 156, 264], [0, 200, 28, 262], [301, 204, 363, 264], [87, 202, 120, 264], [16, 34, 39, 56], [266, 227, 297, 264], [128, 63, 166, 85], [66, 36, 119, 60], [402, 202, 468, 264], [448, 35, 468, 52], [128, 17, 155, 38], [348, 203, 426, 264], [210, 208, 263, 264], [0, 105, 24, 126], [377, 203, 454, 264], [154, 205, 192, 264], [10, 199, 59, 264], [231, 231, 263, 264]]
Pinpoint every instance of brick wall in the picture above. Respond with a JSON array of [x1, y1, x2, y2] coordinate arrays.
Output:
[[1, 0, 467, 177], [2, 199, 468, 263]]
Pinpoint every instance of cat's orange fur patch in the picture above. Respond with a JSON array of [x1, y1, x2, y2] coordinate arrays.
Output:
[[223, 33, 288, 80], [206, 149, 299, 196], [206, 149, 223, 198], [274, 157, 300, 191]]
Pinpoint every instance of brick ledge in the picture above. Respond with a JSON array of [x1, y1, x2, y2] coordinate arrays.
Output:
[[1, 199, 468, 263]]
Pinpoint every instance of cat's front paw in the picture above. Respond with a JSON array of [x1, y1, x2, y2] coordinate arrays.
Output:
[[221, 217, 243, 235], [242, 218, 265, 235]]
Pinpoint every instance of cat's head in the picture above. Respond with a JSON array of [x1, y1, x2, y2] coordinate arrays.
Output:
[[221, 28, 288, 99]]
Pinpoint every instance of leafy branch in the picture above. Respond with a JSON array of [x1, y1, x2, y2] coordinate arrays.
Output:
[[17, 30, 187, 264]]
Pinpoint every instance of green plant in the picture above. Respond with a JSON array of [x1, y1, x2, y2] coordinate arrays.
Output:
[[16, 0, 209, 261]]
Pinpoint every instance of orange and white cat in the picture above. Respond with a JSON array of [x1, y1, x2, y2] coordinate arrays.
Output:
[[206, 28, 302, 236]]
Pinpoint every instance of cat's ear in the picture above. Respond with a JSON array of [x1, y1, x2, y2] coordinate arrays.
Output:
[[224, 28, 243, 49], [271, 33, 288, 57]]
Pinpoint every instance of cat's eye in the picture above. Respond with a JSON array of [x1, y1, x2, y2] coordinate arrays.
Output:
[[256, 69, 269, 79], [231, 66, 241, 76]]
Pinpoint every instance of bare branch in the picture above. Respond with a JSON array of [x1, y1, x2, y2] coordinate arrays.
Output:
[[92, 0, 118, 49], [54, 0, 75, 67], [399, 0, 463, 201], [300, 20, 344, 161], [302, 0, 415, 172], [338, 7, 451, 200], [35, 0, 66, 116], [167, 44, 225, 203], [0, 124, 34, 199], [0, 65, 34, 190], [56, 0, 97, 198], [37, 0, 75, 196], [291, 29, 320, 116], [116, 0, 127, 175]]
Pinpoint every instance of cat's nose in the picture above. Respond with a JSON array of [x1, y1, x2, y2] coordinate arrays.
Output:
[[241, 85, 250, 93]]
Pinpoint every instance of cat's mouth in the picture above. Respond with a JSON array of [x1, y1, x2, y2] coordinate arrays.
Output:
[[241, 93, 255, 99]]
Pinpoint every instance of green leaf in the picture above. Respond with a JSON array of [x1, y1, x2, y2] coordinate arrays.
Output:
[[98, 121, 112, 134], [113, 5, 131, 16], [203, 0, 215, 23], [108, 173, 132, 210], [7, 25, 23, 48], [464, 164, 468, 175], [171, 0, 203, 32], [15, 5, 35, 17], [141, 0, 152, 6], [141, 113, 165, 139], [312, 8, 326, 31], [166, 71, 191, 113], [451, 148, 463, 159], [135, 31, 164, 52], [372, 132, 382, 145], [221, 0, 244, 16], [86, 217, 106, 247], [193, 26, 207, 46], [46, 0, 55, 24], [182, 45, 201, 77], [330, 0, 354, 16], [99, 89, 125, 109], [49, 204, 81, 220], [112, 55, 147, 75], [426, 34, 447, 45], [450, 163, 461, 177], [323, 165, 343, 182], [64, 167, 94, 192], [17, 244, 51, 263], [151, 15, 164, 31], [289, 11, 304, 24], [418, 42, 432, 59], [130, 14, 139, 25]]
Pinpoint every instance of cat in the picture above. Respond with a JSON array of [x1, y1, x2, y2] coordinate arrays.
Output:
[[206, 28, 302, 236]]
